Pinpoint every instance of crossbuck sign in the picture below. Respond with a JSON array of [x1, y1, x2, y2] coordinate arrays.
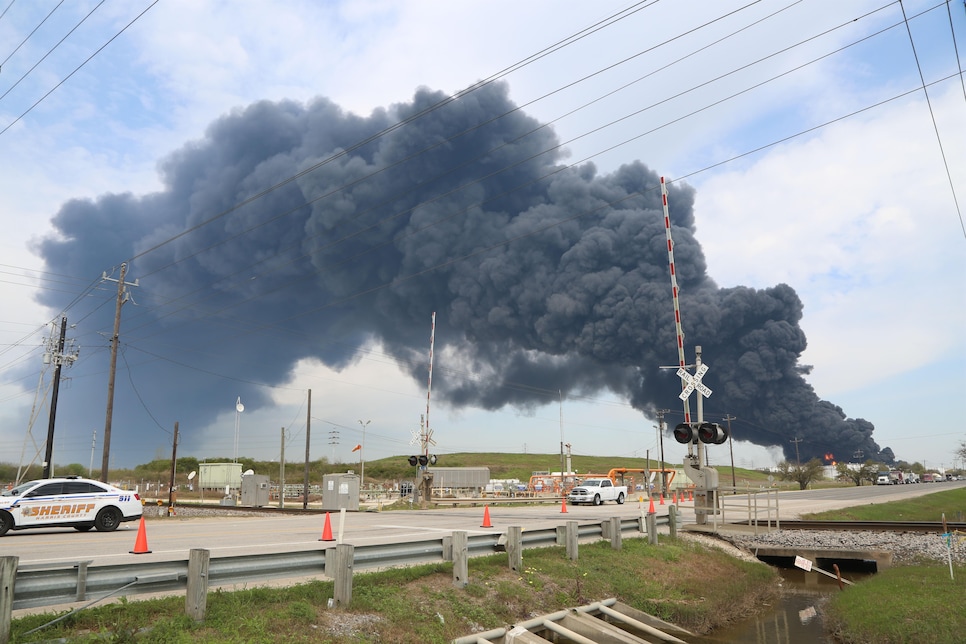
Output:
[[677, 364, 712, 401]]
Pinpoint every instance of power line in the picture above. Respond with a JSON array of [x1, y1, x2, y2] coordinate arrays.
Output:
[[0, 0, 105, 104], [0, 1, 158, 138], [0, 0, 64, 71], [899, 0, 965, 238]]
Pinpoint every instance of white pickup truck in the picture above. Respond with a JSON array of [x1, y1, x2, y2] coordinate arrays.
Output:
[[566, 478, 627, 506]]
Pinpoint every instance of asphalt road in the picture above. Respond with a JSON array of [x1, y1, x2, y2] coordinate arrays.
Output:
[[3, 480, 962, 568]]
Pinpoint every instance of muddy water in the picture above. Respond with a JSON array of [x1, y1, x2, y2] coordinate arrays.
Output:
[[688, 568, 872, 643]]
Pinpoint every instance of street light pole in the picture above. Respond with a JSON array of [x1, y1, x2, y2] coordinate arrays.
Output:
[[233, 397, 244, 462], [358, 419, 371, 488]]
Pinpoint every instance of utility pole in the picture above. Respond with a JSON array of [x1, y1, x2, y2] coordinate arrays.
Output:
[[279, 427, 285, 509], [100, 263, 138, 483], [559, 390, 564, 495], [303, 389, 311, 510], [328, 428, 339, 472], [88, 429, 96, 477], [358, 419, 370, 489], [43, 316, 78, 479], [723, 414, 737, 491], [167, 422, 178, 515], [656, 409, 669, 495], [790, 437, 803, 465]]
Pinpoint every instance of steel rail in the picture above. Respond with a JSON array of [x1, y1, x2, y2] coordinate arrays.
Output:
[[772, 520, 966, 533], [12, 516, 667, 611]]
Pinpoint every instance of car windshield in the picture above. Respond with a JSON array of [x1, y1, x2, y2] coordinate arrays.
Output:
[[583, 481, 600, 487], [2, 481, 41, 497]]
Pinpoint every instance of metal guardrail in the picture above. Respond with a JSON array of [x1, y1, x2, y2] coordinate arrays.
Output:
[[13, 515, 668, 611]]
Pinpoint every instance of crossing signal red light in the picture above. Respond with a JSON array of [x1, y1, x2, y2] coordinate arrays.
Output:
[[697, 422, 729, 445], [673, 422, 730, 445], [673, 423, 695, 444], [408, 455, 418, 466]]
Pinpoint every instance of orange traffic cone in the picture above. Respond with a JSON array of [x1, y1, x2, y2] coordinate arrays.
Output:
[[659, 493, 665, 505], [481, 505, 493, 528], [647, 496, 656, 514], [129, 516, 151, 554], [319, 512, 335, 542], [671, 491, 678, 504], [560, 498, 568, 514], [688, 489, 693, 502]]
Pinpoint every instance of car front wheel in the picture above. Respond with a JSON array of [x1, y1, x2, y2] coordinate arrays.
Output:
[[593, 494, 601, 506], [94, 507, 122, 532]]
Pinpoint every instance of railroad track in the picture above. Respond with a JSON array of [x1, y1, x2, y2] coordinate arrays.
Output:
[[775, 520, 966, 533]]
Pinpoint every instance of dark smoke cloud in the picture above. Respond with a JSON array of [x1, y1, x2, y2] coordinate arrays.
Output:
[[33, 82, 890, 465]]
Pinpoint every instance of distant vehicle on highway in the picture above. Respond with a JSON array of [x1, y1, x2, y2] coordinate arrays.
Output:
[[0, 476, 142, 536]]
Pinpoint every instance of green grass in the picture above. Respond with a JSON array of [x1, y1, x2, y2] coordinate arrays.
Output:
[[10, 537, 779, 643], [802, 487, 966, 522], [824, 564, 966, 644], [801, 486, 966, 642]]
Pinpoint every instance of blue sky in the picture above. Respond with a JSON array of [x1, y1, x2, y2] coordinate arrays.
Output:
[[0, 1, 964, 474]]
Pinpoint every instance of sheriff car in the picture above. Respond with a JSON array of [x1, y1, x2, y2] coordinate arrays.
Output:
[[0, 476, 142, 536]]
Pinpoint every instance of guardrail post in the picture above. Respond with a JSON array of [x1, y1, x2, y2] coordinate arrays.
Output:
[[566, 521, 578, 561], [73, 560, 91, 601], [609, 517, 622, 550], [452, 531, 468, 588], [186, 548, 210, 622], [639, 511, 646, 534], [668, 505, 678, 539], [324, 547, 336, 578], [646, 513, 658, 545], [0, 556, 17, 644], [442, 534, 453, 561], [601, 518, 611, 540], [507, 526, 522, 572], [333, 544, 354, 608]]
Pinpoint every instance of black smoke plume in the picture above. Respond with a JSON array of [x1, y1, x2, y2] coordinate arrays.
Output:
[[33, 82, 890, 465]]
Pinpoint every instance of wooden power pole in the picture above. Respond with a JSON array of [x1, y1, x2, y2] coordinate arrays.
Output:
[[100, 263, 138, 482]]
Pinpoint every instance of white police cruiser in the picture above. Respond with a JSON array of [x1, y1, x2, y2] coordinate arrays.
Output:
[[0, 476, 142, 536]]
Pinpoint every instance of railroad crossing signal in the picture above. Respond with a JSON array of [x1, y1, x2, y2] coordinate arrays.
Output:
[[677, 364, 711, 401], [673, 421, 729, 445], [407, 454, 437, 467]]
